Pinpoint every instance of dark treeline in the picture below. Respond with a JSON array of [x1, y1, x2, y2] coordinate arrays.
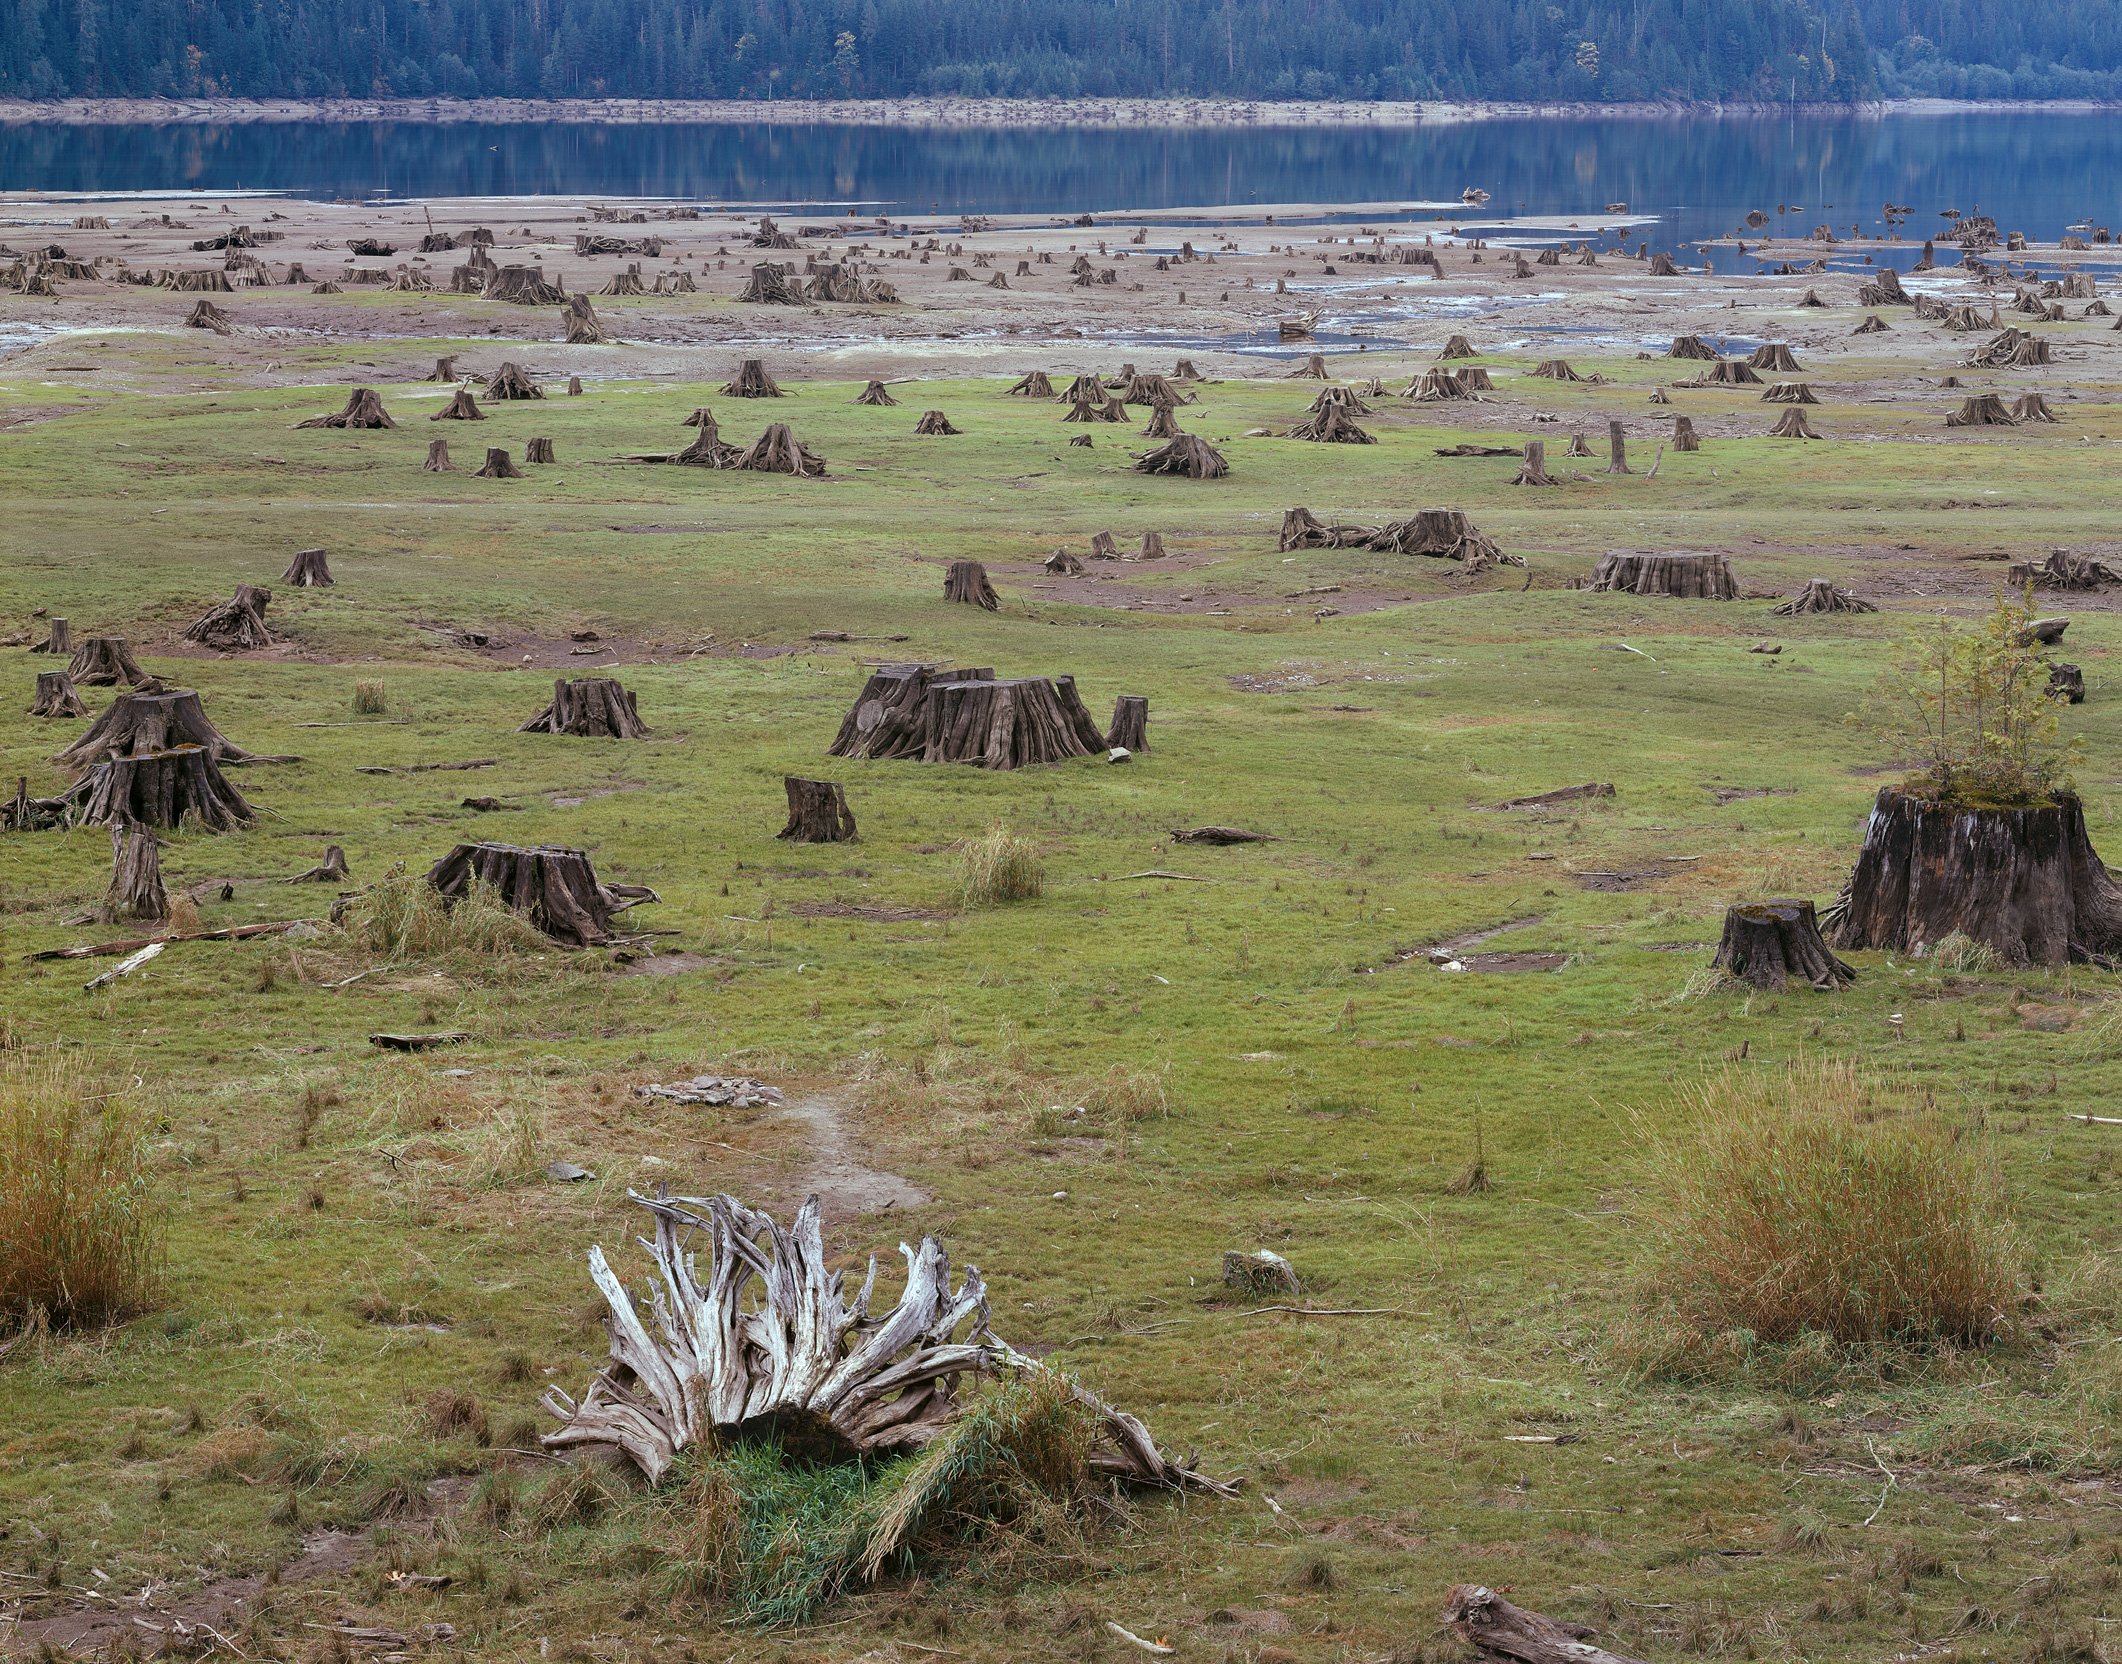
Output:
[[0, 0, 2115, 104]]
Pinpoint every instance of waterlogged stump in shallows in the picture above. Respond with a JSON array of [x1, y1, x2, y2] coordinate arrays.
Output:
[[1713, 899, 1855, 991], [1824, 788, 2122, 966]]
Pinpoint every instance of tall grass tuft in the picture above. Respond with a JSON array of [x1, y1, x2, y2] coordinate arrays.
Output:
[[0, 1052, 162, 1337], [1635, 1060, 2027, 1358], [340, 863, 547, 959], [352, 680, 388, 716], [958, 823, 1044, 907]]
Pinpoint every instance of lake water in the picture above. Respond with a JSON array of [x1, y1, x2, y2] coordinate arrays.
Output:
[[4, 109, 2120, 267]]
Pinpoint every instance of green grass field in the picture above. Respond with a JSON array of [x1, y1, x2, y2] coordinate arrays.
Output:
[[4, 323, 2122, 1662]]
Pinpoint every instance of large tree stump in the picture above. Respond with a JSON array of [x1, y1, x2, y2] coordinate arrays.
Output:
[[184, 297, 233, 335], [475, 447, 524, 479], [282, 547, 333, 587], [1135, 434, 1228, 478], [778, 777, 858, 843], [943, 560, 999, 610], [1007, 370, 1055, 397], [828, 664, 993, 761], [1368, 510, 1515, 569], [544, 1191, 1235, 1495], [1530, 359, 1585, 381], [732, 423, 826, 476], [721, 358, 783, 397], [1442, 1585, 1648, 1664], [1284, 404, 1375, 443], [295, 387, 396, 429], [562, 293, 607, 345], [519, 677, 648, 737], [1512, 440, 1559, 487], [431, 386, 484, 420], [1713, 899, 1855, 990], [101, 823, 169, 923], [1769, 409, 1822, 439], [31, 616, 71, 656], [1107, 694, 1149, 752], [69, 636, 149, 687], [58, 687, 258, 769], [524, 437, 556, 464], [485, 361, 543, 399], [424, 439, 454, 472], [1665, 334, 1719, 360], [425, 841, 656, 946], [1589, 551, 1738, 599], [1605, 419, 1632, 475], [920, 677, 1101, 769], [1763, 382, 1818, 404], [63, 747, 256, 832], [29, 672, 87, 719], [1824, 788, 2122, 966], [183, 584, 273, 651]]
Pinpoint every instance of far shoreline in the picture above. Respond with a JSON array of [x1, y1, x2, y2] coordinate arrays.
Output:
[[1, 93, 2118, 128]]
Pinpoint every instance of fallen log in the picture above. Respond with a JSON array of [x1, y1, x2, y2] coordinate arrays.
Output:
[[1442, 1584, 1649, 1664], [30, 918, 320, 960]]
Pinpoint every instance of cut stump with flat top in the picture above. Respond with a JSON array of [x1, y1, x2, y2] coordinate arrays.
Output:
[[425, 841, 656, 947], [943, 560, 999, 610], [519, 678, 647, 738], [778, 777, 858, 843], [1589, 551, 1738, 599], [1108, 694, 1149, 752], [101, 822, 169, 923], [1713, 899, 1855, 990]]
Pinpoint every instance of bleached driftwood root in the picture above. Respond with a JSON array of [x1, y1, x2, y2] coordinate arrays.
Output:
[[545, 1191, 1236, 1496]]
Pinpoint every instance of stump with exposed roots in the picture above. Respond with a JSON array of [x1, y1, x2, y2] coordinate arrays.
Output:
[[1773, 579, 1876, 616], [2013, 394, 2059, 423], [63, 747, 257, 832], [919, 675, 1105, 769], [424, 439, 454, 472], [2007, 550, 2121, 591], [733, 423, 825, 476], [1513, 440, 1559, 487], [562, 293, 607, 345], [1713, 899, 1855, 990], [722, 358, 783, 397], [69, 636, 149, 687], [778, 777, 858, 843], [101, 823, 169, 923], [855, 379, 899, 406], [1136, 434, 1229, 478], [1443, 1584, 1648, 1664], [1565, 431, 1593, 458], [282, 547, 333, 587], [1285, 405, 1375, 444], [1947, 394, 2017, 428], [432, 386, 484, 420], [1142, 403, 1184, 439], [943, 560, 999, 610], [1370, 510, 1516, 570], [1672, 416, 1701, 451], [1665, 334, 1719, 360], [1605, 419, 1633, 475], [1825, 788, 2122, 966], [290, 844, 352, 883], [486, 361, 543, 400], [1590, 551, 1737, 599], [1286, 353, 1329, 379], [426, 841, 657, 947], [663, 414, 737, 468], [1749, 343, 1804, 371], [183, 584, 273, 651], [31, 617, 72, 656], [1437, 333, 1477, 360], [58, 687, 259, 769], [185, 298, 233, 335], [29, 672, 87, 719], [519, 677, 648, 738], [1769, 410, 1821, 439], [828, 664, 994, 761], [1006, 371, 1055, 397], [1763, 382, 1818, 404], [913, 409, 960, 436], [296, 388, 396, 429], [475, 447, 523, 479], [1107, 694, 1149, 752], [1530, 359, 1586, 381], [425, 355, 462, 382], [524, 437, 556, 464], [2050, 664, 2086, 704]]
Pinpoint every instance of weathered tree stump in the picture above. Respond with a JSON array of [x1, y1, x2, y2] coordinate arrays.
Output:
[[1564, 431, 1593, 458], [1284, 404, 1375, 444], [29, 671, 87, 719], [1605, 419, 1632, 475], [295, 387, 396, 429], [1442, 1584, 1648, 1664], [282, 547, 333, 587], [1589, 551, 1738, 599], [2008, 550, 2122, 591], [2050, 663, 2086, 704], [183, 584, 273, 651], [1947, 394, 2017, 428], [1768, 409, 1821, 439], [289, 844, 352, 883], [777, 777, 858, 843], [431, 386, 484, 420], [64, 747, 256, 832], [567, 375, 583, 396], [69, 636, 149, 687], [1060, 374, 1126, 423], [920, 676, 1104, 769], [1089, 532, 1122, 561], [1824, 788, 2122, 965], [943, 560, 999, 610], [829, 664, 992, 761], [2013, 393, 2059, 423], [1713, 899, 1855, 990], [1286, 352, 1329, 379], [1530, 359, 1586, 381], [1749, 343, 1803, 371], [1437, 333, 1477, 359], [31, 616, 71, 656], [184, 298, 233, 335], [1763, 382, 1818, 404], [664, 414, 737, 467], [732, 423, 826, 476], [1369, 510, 1514, 569], [1108, 694, 1149, 752], [1005, 370, 1054, 397], [1665, 334, 1718, 360], [485, 361, 542, 400], [424, 355, 461, 381], [1512, 440, 1559, 487], [913, 409, 960, 436], [1045, 548, 1084, 574], [1135, 434, 1228, 478], [1698, 358, 1762, 386], [101, 823, 169, 923], [854, 379, 899, 405], [475, 447, 523, 480], [1772, 578, 1875, 615], [721, 358, 783, 397], [519, 677, 648, 738], [1139, 531, 1168, 560], [57, 688, 256, 768], [426, 841, 656, 946], [545, 1191, 1234, 1493], [1142, 403, 1184, 439], [1672, 416, 1701, 452], [524, 437, 556, 464], [424, 439, 454, 472], [1854, 313, 1890, 334], [562, 293, 607, 345]]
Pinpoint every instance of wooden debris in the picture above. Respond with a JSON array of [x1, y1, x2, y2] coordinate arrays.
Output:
[[85, 941, 166, 993], [1172, 826, 1272, 845], [1443, 1584, 1649, 1664], [29, 918, 319, 960], [1489, 782, 1614, 811], [368, 1031, 470, 1052], [426, 841, 657, 947], [289, 844, 352, 883], [778, 777, 858, 843], [1223, 1249, 1300, 1295]]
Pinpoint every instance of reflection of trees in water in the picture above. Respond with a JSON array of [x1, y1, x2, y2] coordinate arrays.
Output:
[[0, 114, 2114, 243]]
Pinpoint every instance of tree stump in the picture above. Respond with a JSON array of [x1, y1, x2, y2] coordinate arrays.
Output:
[[2008, 551, 2122, 591], [1108, 694, 1149, 751], [29, 671, 88, 719], [1768, 409, 1821, 439], [943, 560, 999, 610], [778, 777, 858, 843], [1135, 434, 1228, 478], [1672, 416, 1701, 452], [1772, 578, 1875, 615], [1286, 352, 1329, 379], [1140, 531, 1168, 559], [1512, 440, 1559, 487], [1142, 403, 1183, 439], [1089, 532, 1122, 560], [721, 358, 783, 397], [1713, 899, 1855, 990], [1045, 548, 1084, 574], [854, 379, 899, 405], [519, 677, 648, 737], [484, 361, 543, 400], [1947, 393, 2014, 427], [424, 439, 454, 472], [2013, 393, 2059, 423], [1437, 333, 1477, 359], [183, 584, 273, 651], [1284, 404, 1376, 443], [1824, 788, 2122, 966], [1763, 382, 1818, 404], [1749, 343, 1803, 371], [913, 409, 960, 436], [920, 676, 1102, 769], [101, 823, 169, 923], [64, 747, 256, 832], [1530, 359, 1585, 381], [2022, 617, 2071, 646], [2050, 663, 2086, 704], [1368, 510, 1514, 569], [1442, 1585, 1648, 1664], [732, 423, 826, 476], [1605, 419, 1632, 475], [57, 687, 256, 768], [524, 437, 556, 464], [31, 616, 71, 656], [1006, 370, 1054, 397], [282, 547, 333, 587], [1564, 431, 1593, 458], [475, 447, 523, 480], [567, 375, 583, 396], [431, 386, 484, 420], [425, 355, 461, 381], [184, 298, 233, 335], [1665, 334, 1718, 360], [289, 844, 352, 883], [69, 636, 149, 687], [666, 415, 737, 467], [828, 664, 993, 761], [426, 841, 656, 946], [1589, 551, 1738, 599], [295, 387, 396, 429], [562, 293, 607, 345]]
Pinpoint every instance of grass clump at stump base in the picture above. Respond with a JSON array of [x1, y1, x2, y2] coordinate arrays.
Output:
[[337, 862, 550, 961]]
